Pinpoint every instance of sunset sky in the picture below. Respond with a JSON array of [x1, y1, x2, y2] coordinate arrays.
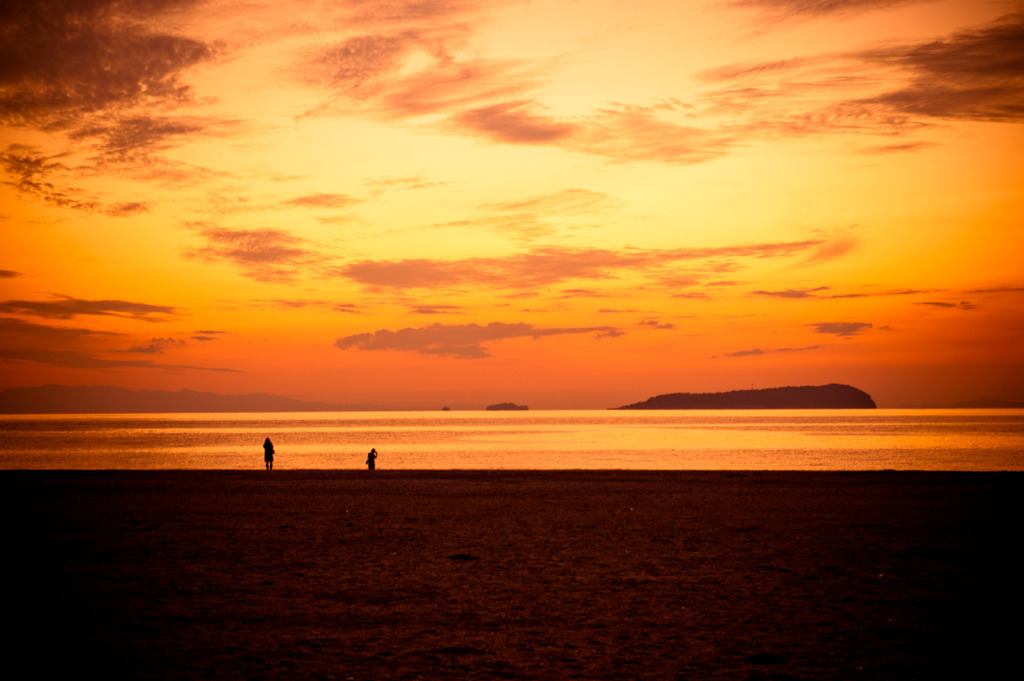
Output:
[[1, 0, 1022, 409]]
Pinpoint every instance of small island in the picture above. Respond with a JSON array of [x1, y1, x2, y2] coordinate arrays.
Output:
[[486, 402, 529, 411], [615, 384, 876, 410]]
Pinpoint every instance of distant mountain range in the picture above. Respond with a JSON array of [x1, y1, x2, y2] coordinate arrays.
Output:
[[0, 385, 351, 414], [948, 398, 1024, 408], [615, 384, 877, 409]]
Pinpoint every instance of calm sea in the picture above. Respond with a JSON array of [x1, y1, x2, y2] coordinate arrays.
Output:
[[1, 409, 1021, 471]]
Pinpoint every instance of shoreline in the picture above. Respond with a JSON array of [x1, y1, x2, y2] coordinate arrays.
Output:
[[7, 470, 1020, 679]]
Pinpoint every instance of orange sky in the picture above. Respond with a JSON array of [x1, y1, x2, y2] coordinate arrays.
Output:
[[1, 0, 1022, 408]]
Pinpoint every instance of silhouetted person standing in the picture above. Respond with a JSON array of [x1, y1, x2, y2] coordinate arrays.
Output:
[[366, 448, 377, 470], [264, 437, 274, 470]]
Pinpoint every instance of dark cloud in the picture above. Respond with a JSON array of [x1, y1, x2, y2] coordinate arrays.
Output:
[[0, 269, 23, 278], [0, 346, 237, 371], [855, 13, 1024, 123], [1, 145, 98, 210], [0, 294, 176, 322], [337, 240, 825, 290], [752, 287, 830, 298], [285, 193, 360, 209], [336, 321, 622, 359], [0, 316, 123, 342], [639, 319, 676, 330], [184, 227, 323, 283], [0, 317, 234, 371], [115, 337, 186, 354], [333, 303, 362, 314], [67, 115, 231, 167], [106, 201, 149, 216], [918, 300, 979, 310], [2, 144, 155, 213], [0, 0, 214, 127], [723, 344, 821, 358], [810, 322, 872, 336]]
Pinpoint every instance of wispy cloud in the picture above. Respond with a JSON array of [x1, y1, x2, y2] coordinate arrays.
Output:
[[965, 287, 1024, 294], [810, 321, 872, 336], [408, 305, 465, 315], [437, 188, 624, 242], [0, 269, 23, 278], [455, 100, 575, 143], [285, 193, 360, 209], [1, 145, 98, 211], [727, 0, 935, 23], [918, 300, 979, 310], [363, 175, 447, 197], [336, 321, 622, 359], [828, 288, 926, 299], [458, 98, 737, 164], [0, 295, 176, 322], [337, 240, 827, 291], [722, 344, 821, 358], [565, 100, 733, 165], [1, 144, 160, 214], [701, 12, 1024, 141], [184, 227, 325, 283], [69, 116, 214, 165], [752, 287, 831, 298]]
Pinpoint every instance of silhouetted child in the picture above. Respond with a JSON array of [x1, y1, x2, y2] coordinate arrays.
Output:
[[264, 437, 274, 470], [366, 448, 377, 470]]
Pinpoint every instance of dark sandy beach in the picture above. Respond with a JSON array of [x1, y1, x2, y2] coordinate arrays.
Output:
[[5, 471, 1020, 680]]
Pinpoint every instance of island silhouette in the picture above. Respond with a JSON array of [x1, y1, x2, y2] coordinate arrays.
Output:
[[615, 384, 876, 409], [486, 402, 529, 411]]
